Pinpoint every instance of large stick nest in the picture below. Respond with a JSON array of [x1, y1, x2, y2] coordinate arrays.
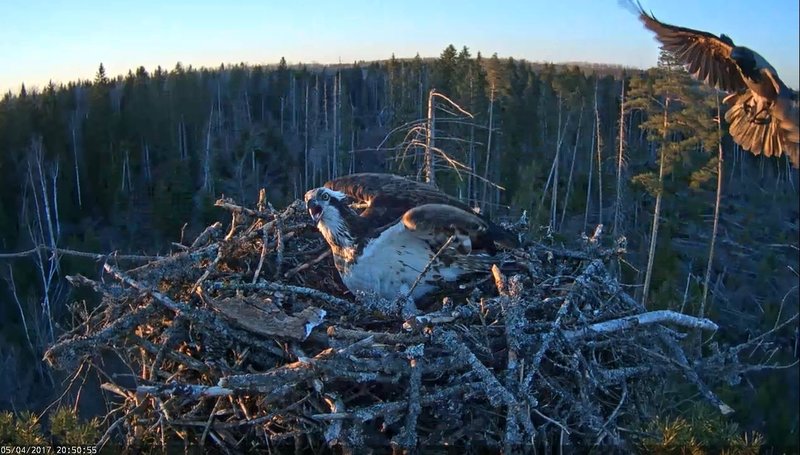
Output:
[[43, 197, 787, 453]]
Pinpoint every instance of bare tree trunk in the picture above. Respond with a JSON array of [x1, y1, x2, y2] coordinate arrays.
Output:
[[584, 121, 596, 232], [550, 94, 563, 232], [468, 123, 475, 205], [418, 70, 424, 120], [69, 118, 82, 209], [561, 103, 584, 228], [737, 143, 743, 183], [291, 75, 297, 135], [467, 78, 475, 205], [481, 84, 495, 208], [539, 98, 571, 228], [177, 119, 184, 161], [280, 96, 285, 137], [245, 88, 256, 186], [244, 89, 252, 126], [338, 73, 343, 174], [121, 147, 131, 192], [142, 140, 152, 182], [333, 72, 339, 178], [216, 80, 223, 131], [595, 86, 604, 227], [642, 100, 669, 307], [183, 116, 190, 160], [584, 81, 598, 232], [5, 265, 36, 355], [700, 95, 724, 319], [28, 139, 61, 341], [35, 141, 58, 254], [323, 79, 329, 180], [350, 116, 356, 174], [251, 137, 257, 179], [613, 80, 626, 238], [261, 91, 265, 123], [203, 101, 215, 193], [425, 88, 436, 185], [304, 81, 309, 189], [49, 161, 62, 245], [728, 143, 737, 188]]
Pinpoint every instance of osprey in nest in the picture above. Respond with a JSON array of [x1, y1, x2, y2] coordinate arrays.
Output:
[[304, 173, 518, 302], [631, 1, 799, 167]]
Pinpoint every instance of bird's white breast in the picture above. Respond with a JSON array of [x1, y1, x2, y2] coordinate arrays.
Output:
[[339, 222, 462, 301]]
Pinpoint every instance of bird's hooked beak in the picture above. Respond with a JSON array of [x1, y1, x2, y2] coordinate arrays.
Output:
[[307, 199, 323, 223]]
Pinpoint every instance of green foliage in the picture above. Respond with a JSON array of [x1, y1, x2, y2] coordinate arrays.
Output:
[[689, 156, 719, 190], [632, 171, 661, 197], [49, 407, 100, 445], [639, 407, 763, 454], [0, 411, 46, 445], [152, 159, 195, 239], [0, 408, 99, 446], [433, 44, 459, 94]]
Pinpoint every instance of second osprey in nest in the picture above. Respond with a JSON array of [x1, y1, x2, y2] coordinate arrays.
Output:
[[304, 173, 518, 301]]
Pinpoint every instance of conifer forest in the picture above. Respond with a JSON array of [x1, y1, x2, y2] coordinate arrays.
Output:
[[0, 46, 797, 451]]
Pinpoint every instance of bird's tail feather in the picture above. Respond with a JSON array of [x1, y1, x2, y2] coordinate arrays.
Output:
[[724, 91, 798, 167]]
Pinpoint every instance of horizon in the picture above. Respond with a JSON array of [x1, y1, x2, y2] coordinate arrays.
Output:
[[2, 0, 798, 94], [5, 54, 644, 94]]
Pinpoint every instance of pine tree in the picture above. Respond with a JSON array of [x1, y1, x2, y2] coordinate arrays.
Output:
[[628, 50, 715, 307], [94, 63, 109, 86], [433, 44, 458, 95]]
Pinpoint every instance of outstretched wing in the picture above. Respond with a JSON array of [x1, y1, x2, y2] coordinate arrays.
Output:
[[325, 173, 519, 249], [634, 2, 747, 92]]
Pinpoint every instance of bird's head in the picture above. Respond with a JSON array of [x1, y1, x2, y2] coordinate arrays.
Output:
[[304, 187, 349, 224], [304, 187, 359, 248], [730, 46, 759, 77], [730, 46, 747, 62]]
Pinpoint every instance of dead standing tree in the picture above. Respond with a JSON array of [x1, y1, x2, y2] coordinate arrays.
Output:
[[422, 89, 475, 186], [24, 138, 63, 343], [376, 89, 502, 199]]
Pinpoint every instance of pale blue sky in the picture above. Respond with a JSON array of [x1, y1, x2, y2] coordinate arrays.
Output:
[[1, 0, 798, 94]]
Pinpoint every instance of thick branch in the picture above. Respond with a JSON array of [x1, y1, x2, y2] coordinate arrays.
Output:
[[563, 310, 718, 340]]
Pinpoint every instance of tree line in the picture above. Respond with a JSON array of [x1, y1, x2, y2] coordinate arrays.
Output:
[[0, 45, 797, 446]]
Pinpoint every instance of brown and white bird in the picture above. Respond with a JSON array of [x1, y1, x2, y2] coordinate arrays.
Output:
[[304, 173, 518, 301], [629, 1, 799, 167]]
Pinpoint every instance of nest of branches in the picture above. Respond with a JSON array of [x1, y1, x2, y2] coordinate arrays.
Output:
[[43, 195, 793, 453]]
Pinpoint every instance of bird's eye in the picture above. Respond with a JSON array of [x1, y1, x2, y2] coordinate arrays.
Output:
[[321, 192, 330, 201]]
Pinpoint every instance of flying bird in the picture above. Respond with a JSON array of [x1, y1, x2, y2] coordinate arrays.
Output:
[[629, 1, 799, 167], [304, 173, 518, 302]]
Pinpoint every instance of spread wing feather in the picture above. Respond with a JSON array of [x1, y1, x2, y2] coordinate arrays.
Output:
[[402, 204, 487, 234], [725, 91, 800, 167], [402, 204, 497, 272], [635, 3, 746, 92]]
